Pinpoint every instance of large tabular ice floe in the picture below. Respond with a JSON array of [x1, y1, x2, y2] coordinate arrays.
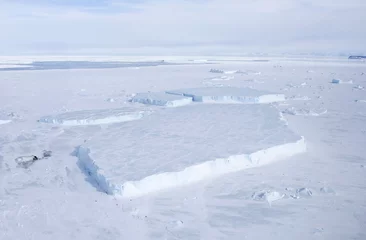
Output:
[[75, 104, 306, 198], [39, 107, 149, 126], [130, 92, 192, 107], [165, 87, 285, 104]]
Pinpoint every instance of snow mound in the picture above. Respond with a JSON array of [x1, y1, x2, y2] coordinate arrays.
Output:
[[296, 188, 313, 198], [355, 100, 366, 103], [282, 107, 327, 116], [320, 187, 336, 194], [354, 85, 364, 90], [130, 92, 192, 107], [75, 104, 305, 198], [39, 107, 148, 126], [331, 79, 353, 84], [165, 87, 285, 104]]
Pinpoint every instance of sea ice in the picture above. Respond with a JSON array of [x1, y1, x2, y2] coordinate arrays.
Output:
[[75, 104, 305, 197]]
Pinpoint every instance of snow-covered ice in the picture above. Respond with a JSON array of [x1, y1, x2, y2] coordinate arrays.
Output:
[[166, 87, 285, 104], [75, 104, 305, 197], [1, 56, 366, 240], [39, 107, 148, 126], [130, 92, 192, 107]]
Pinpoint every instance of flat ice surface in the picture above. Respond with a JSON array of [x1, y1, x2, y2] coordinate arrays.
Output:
[[39, 107, 147, 126], [79, 104, 302, 196], [166, 87, 285, 103], [130, 92, 192, 107]]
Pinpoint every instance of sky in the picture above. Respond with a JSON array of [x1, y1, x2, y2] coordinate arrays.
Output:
[[0, 0, 365, 56]]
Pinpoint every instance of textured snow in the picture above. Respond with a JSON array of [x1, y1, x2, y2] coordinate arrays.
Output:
[[39, 107, 148, 126], [130, 92, 192, 107], [75, 104, 304, 197], [166, 87, 285, 104]]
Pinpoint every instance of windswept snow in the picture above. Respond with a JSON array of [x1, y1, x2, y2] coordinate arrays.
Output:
[[166, 87, 285, 104], [75, 104, 305, 198], [130, 92, 192, 107], [39, 107, 148, 126]]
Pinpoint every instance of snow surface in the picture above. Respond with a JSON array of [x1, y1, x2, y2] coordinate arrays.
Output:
[[39, 108, 148, 126], [75, 104, 304, 197], [166, 87, 285, 104], [1, 56, 366, 240], [130, 92, 192, 107]]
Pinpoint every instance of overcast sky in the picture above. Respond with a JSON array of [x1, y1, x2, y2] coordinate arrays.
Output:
[[1, 0, 365, 55]]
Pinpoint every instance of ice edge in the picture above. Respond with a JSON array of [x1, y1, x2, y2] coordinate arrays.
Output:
[[76, 137, 306, 198]]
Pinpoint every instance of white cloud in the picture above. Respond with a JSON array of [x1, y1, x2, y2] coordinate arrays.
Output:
[[0, 0, 365, 55]]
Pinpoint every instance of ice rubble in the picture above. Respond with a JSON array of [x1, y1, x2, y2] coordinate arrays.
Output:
[[165, 87, 285, 104], [130, 92, 192, 107], [75, 104, 306, 198], [39, 108, 148, 126]]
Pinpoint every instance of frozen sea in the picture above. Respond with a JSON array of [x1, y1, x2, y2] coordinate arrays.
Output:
[[0, 56, 365, 239]]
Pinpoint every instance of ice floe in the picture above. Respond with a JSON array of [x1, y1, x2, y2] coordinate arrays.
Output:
[[130, 92, 192, 107], [75, 104, 305, 198], [39, 107, 148, 126], [166, 87, 285, 104]]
